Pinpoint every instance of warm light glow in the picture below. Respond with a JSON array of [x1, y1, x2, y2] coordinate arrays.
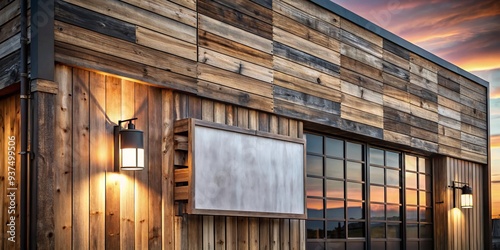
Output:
[[121, 148, 144, 170], [461, 193, 473, 208]]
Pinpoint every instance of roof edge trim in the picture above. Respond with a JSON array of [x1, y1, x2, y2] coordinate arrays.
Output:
[[310, 0, 489, 88]]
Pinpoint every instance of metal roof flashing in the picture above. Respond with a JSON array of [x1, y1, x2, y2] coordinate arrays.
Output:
[[310, 0, 490, 88]]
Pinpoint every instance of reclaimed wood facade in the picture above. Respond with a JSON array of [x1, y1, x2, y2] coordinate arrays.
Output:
[[0, 0, 491, 249]]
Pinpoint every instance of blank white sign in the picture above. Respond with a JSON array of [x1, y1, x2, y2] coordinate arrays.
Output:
[[193, 125, 305, 217]]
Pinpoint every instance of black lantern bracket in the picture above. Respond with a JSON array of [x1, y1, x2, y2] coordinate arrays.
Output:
[[114, 118, 141, 172], [448, 181, 473, 208]]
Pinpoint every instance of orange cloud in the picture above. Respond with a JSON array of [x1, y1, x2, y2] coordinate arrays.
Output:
[[492, 135, 500, 148]]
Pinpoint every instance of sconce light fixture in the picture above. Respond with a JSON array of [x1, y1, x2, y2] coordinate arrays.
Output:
[[114, 118, 144, 171], [449, 181, 473, 209]]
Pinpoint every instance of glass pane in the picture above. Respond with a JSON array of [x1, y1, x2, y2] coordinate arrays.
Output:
[[326, 179, 343, 198], [406, 190, 418, 205], [307, 155, 323, 176], [327, 221, 345, 239], [386, 151, 400, 168], [386, 187, 400, 204], [370, 148, 384, 165], [406, 206, 418, 221], [386, 169, 400, 186], [406, 172, 417, 189], [326, 199, 344, 219], [419, 174, 426, 190], [307, 198, 323, 218], [347, 182, 363, 201], [348, 222, 365, 238], [346, 242, 365, 250], [370, 203, 385, 220], [405, 155, 417, 171], [347, 201, 364, 219], [387, 241, 401, 250], [325, 138, 343, 158], [306, 220, 324, 239], [371, 241, 385, 249], [407, 224, 418, 238], [370, 222, 385, 238], [420, 240, 433, 250], [326, 242, 345, 250], [370, 166, 384, 185], [386, 204, 400, 221], [346, 142, 362, 161], [387, 223, 401, 238], [306, 134, 323, 154], [420, 224, 433, 238], [418, 157, 428, 173], [346, 161, 362, 181], [406, 241, 418, 249], [419, 191, 426, 206], [307, 177, 323, 197], [326, 158, 343, 179], [420, 207, 433, 222], [307, 242, 325, 250], [370, 185, 385, 203]]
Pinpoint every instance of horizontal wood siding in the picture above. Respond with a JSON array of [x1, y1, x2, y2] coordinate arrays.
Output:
[[50, 0, 489, 163], [0, 0, 22, 89]]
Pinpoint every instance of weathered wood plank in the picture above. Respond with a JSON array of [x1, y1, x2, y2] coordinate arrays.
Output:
[[410, 115, 438, 134], [54, 21, 198, 78], [0, 0, 19, 27], [202, 216, 215, 250], [384, 130, 411, 146], [341, 118, 384, 139], [341, 29, 382, 58], [341, 43, 382, 70], [274, 27, 340, 63], [382, 61, 409, 81], [120, 79, 136, 248], [408, 84, 438, 103], [383, 94, 410, 113], [409, 52, 438, 73], [64, 0, 196, 43], [198, 47, 273, 83], [138, 85, 152, 249], [341, 18, 382, 47], [162, 89, 174, 249], [54, 64, 73, 250], [342, 93, 383, 117], [383, 39, 409, 60], [273, 85, 340, 114], [411, 126, 438, 143], [410, 137, 438, 153], [0, 49, 19, 89], [274, 99, 342, 129], [274, 56, 341, 90], [274, 42, 340, 77], [437, 74, 460, 93], [281, 0, 340, 26], [122, 0, 196, 27], [55, 1, 136, 42], [410, 72, 437, 93], [341, 80, 383, 105], [341, 67, 383, 94], [274, 71, 341, 102], [198, 0, 272, 39], [0, 14, 20, 44], [438, 115, 461, 131], [198, 30, 273, 68], [89, 71, 106, 249], [410, 62, 437, 83], [72, 68, 90, 250], [198, 63, 273, 98], [273, 11, 338, 51], [0, 33, 19, 60], [170, 0, 196, 10], [341, 55, 383, 82], [136, 26, 197, 61], [197, 80, 273, 113], [199, 14, 272, 53], [383, 50, 409, 70], [55, 41, 198, 94], [105, 76, 121, 250]]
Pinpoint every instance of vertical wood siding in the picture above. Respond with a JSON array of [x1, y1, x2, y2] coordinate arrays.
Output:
[[0, 94, 21, 249], [434, 156, 485, 250], [44, 64, 307, 249]]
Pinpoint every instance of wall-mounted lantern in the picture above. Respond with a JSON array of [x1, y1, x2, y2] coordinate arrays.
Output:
[[114, 118, 144, 171], [450, 181, 473, 209]]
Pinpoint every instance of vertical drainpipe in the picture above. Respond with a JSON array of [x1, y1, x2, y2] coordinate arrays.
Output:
[[20, 0, 29, 248]]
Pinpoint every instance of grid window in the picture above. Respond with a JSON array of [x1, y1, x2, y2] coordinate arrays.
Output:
[[305, 134, 366, 249], [405, 155, 433, 248]]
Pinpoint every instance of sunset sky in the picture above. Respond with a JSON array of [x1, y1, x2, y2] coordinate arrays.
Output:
[[332, 0, 500, 218]]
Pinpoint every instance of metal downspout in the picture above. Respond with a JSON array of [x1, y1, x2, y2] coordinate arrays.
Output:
[[20, 0, 29, 248]]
